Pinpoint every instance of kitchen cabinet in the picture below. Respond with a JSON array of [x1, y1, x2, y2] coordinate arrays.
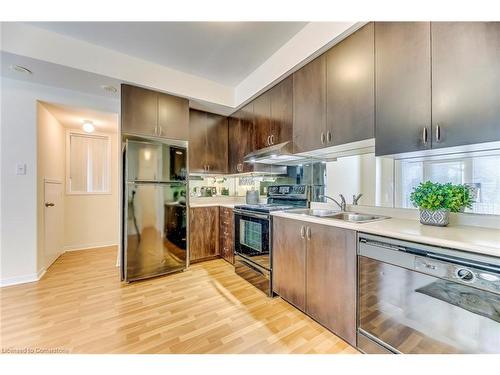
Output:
[[253, 91, 272, 149], [306, 223, 357, 346], [273, 216, 357, 346], [326, 22, 374, 146], [228, 103, 255, 174], [269, 76, 293, 146], [375, 22, 432, 156], [293, 54, 327, 153], [189, 206, 219, 262], [431, 22, 500, 149], [188, 109, 228, 174], [121, 84, 158, 137], [219, 207, 234, 264], [158, 92, 189, 140], [121, 84, 189, 140], [272, 216, 307, 311], [254, 76, 294, 150]]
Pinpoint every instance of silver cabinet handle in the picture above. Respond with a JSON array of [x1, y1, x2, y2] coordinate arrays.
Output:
[[270, 134, 275, 145], [435, 124, 441, 143], [306, 226, 311, 240], [45, 202, 55, 207], [422, 127, 428, 144], [300, 225, 305, 239], [320, 132, 326, 145], [158, 125, 163, 137], [327, 131, 332, 143], [267, 135, 271, 146], [237, 163, 242, 172]]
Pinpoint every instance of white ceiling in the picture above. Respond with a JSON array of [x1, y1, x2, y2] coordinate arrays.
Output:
[[41, 101, 119, 133], [28, 22, 307, 86]]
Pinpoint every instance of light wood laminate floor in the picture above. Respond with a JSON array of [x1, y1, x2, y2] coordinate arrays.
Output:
[[0, 247, 358, 354]]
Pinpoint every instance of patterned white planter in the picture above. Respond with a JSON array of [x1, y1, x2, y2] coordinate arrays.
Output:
[[419, 209, 450, 227]]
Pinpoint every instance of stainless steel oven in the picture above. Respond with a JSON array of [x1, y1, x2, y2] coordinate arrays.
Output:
[[234, 209, 271, 269], [357, 233, 500, 354]]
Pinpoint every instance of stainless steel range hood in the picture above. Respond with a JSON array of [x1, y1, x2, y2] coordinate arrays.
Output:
[[243, 141, 308, 165]]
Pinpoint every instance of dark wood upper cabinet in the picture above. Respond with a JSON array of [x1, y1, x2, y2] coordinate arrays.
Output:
[[272, 216, 306, 311], [269, 75, 293, 146], [253, 91, 272, 149], [306, 223, 357, 347], [121, 84, 189, 140], [189, 206, 219, 262], [121, 84, 158, 137], [188, 109, 228, 174], [228, 103, 255, 174], [158, 92, 189, 140], [205, 113, 228, 174], [326, 22, 375, 146], [375, 22, 432, 156], [431, 22, 500, 149], [188, 109, 207, 173], [293, 54, 327, 153]]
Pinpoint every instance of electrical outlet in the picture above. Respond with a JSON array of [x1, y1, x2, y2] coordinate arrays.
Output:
[[16, 163, 27, 175]]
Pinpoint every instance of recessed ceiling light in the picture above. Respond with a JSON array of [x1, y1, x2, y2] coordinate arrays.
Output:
[[82, 120, 95, 133], [101, 85, 117, 94], [10, 65, 32, 75]]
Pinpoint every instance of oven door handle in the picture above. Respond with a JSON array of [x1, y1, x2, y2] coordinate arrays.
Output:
[[233, 209, 270, 220]]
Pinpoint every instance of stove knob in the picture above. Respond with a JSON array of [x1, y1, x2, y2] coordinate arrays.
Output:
[[456, 268, 475, 282]]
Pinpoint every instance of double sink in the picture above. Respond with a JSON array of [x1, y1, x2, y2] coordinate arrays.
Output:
[[289, 208, 390, 224]]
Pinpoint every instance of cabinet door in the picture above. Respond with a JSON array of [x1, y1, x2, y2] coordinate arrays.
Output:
[[189, 207, 219, 262], [293, 54, 327, 153], [306, 223, 357, 346], [431, 22, 500, 149], [270, 76, 293, 145], [158, 92, 189, 140], [228, 104, 254, 173], [327, 22, 374, 146], [253, 91, 272, 149], [375, 22, 431, 156], [121, 84, 158, 136], [272, 216, 306, 311], [205, 113, 228, 174], [188, 109, 207, 173]]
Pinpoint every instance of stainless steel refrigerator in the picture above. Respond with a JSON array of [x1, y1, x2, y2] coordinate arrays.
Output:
[[121, 137, 188, 282]]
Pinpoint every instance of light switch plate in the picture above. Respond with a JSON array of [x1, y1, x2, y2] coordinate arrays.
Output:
[[16, 163, 27, 175]]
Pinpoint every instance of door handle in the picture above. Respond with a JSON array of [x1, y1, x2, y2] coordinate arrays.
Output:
[[270, 134, 275, 145], [327, 131, 332, 143], [306, 226, 311, 240], [320, 132, 326, 145], [267, 135, 271, 146], [300, 225, 305, 239], [435, 124, 441, 143], [422, 127, 428, 145], [158, 125, 163, 137], [45, 202, 55, 207]]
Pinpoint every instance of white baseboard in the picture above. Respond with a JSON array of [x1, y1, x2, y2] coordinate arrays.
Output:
[[63, 241, 118, 252], [1, 272, 41, 287]]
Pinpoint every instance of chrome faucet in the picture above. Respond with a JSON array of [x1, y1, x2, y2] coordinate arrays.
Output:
[[352, 193, 363, 205], [319, 194, 346, 211]]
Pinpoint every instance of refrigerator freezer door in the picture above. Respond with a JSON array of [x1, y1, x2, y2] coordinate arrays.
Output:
[[125, 182, 187, 281]]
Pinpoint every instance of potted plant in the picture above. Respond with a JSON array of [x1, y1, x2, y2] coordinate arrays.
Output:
[[410, 181, 473, 226]]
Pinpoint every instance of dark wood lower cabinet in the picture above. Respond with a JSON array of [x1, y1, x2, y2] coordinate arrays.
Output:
[[273, 217, 357, 347], [189, 207, 219, 262], [219, 207, 234, 264], [272, 217, 307, 311], [306, 223, 357, 346]]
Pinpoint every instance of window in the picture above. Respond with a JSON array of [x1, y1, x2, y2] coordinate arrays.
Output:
[[396, 152, 500, 215], [67, 132, 110, 194]]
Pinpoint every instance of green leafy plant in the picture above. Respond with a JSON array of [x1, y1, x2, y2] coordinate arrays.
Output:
[[410, 181, 473, 212]]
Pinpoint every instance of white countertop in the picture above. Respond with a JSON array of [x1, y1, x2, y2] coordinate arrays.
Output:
[[271, 211, 500, 258]]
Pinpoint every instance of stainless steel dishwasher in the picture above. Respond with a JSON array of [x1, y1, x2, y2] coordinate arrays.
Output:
[[357, 233, 500, 354]]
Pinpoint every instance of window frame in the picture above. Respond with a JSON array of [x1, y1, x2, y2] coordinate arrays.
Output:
[[66, 130, 112, 196]]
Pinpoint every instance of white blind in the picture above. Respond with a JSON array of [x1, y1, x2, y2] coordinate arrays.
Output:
[[69, 134, 110, 193]]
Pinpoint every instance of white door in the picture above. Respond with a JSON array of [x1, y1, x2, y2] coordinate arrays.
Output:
[[44, 181, 64, 269]]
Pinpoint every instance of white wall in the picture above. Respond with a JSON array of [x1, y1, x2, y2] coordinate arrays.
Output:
[[36, 103, 66, 270], [63, 130, 119, 251], [0, 77, 119, 286]]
